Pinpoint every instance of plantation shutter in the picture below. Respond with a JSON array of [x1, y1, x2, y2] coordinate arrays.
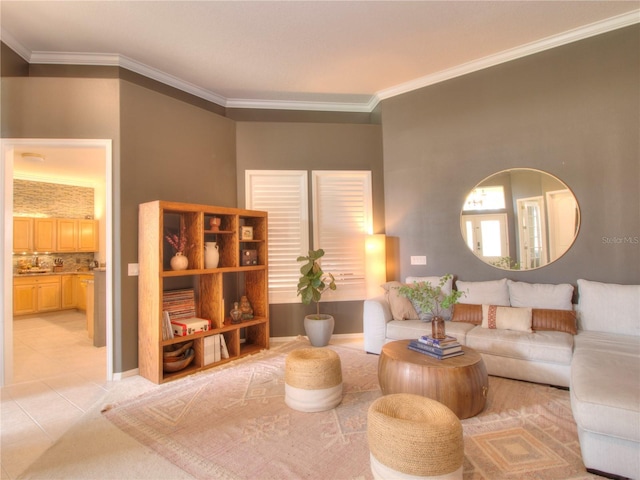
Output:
[[312, 171, 373, 301], [245, 170, 309, 304]]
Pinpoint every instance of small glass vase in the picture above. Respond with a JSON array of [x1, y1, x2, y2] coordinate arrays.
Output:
[[432, 316, 446, 339], [230, 302, 242, 324]]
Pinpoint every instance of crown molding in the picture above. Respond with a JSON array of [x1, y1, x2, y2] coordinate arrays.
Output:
[[3, 10, 638, 113], [374, 9, 640, 105]]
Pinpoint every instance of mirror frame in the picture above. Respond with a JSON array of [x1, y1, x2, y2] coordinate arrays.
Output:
[[460, 168, 580, 271]]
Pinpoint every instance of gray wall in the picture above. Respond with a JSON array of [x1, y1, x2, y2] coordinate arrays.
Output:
[[381, 25, 639, 289], [118, 80, 237, 371], [236, 121, 385, 336]]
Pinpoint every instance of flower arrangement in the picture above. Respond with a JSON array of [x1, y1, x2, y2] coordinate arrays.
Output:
[[165, 225, 188, 254], [397, 274, 464, 319]]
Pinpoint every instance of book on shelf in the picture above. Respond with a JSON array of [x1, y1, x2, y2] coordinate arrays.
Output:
[[162, 288, 198, 321], [162, 311, 174, 341], [204, 334, 230, 365], [408, 340, 463, 357], [220, 335, 229, 359], [418, 334, 459, 347]]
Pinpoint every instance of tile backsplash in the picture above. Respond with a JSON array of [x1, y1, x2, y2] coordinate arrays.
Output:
[[14, 179, 94, 218], [13, 180, 97, 273]]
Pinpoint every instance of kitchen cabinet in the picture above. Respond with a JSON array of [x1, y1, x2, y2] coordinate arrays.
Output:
[[13, 216, 98, 253], [56, 218, 99, 252], [13, 217, 33, 252], [77, 219, 99, 252], [76, 274, 93, 311], [61, 274, 77, 309], [56, 219, 77, 252], [13, 275, 61, 316], [34, 218, 56, 252]]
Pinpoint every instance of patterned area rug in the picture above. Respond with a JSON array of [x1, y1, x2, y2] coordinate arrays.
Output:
[[104, 339, 598, 480]]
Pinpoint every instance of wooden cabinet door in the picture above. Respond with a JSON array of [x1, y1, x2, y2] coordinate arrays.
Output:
[[76, 275, 92, 310], [38, 281, 61, 312], [77, 220, 98, 252], [34, 218, 57, 252], [13, 217, 33, 253], [57, 219, 77, 251], [13, 283, 37, 315], [61, 275, 77, 309]]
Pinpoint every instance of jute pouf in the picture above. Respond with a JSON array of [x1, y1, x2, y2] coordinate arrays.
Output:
[[284, 347, 343, 412], [367, 393, 464, 480]]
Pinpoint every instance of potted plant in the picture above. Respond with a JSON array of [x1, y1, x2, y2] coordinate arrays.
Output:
[[297, 248, 337, 346], [397, 274, 464, 339]]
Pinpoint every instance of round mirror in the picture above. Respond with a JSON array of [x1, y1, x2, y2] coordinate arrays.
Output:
[[460, 168, 580, 271]]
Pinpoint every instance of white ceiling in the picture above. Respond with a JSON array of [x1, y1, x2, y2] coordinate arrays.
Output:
[[2, 1, 638, 112], [2, 1, 638, 182]]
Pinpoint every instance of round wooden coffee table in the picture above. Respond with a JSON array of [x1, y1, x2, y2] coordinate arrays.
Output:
[[378, 340, 488, 419]]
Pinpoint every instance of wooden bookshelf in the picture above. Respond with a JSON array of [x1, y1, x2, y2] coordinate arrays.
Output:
[[138, 200, 269, 384]]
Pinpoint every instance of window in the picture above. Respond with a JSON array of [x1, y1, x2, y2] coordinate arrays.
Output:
[[312, 171, 373, 301], [246, 170, 373, 303], [245, 171, 309, 303], [463, 186, 505, 211]]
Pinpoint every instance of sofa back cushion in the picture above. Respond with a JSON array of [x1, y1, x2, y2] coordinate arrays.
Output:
[[507, 280, 574, 310], [577, 279, 640, 336], [381, 281, 418, 321], [455, 278, 510, 306]]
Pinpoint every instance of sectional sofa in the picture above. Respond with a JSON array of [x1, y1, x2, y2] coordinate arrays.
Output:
[[362, 276, 639, 479]]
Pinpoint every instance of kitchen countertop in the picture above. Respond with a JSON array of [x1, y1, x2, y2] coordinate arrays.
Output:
[[14, 271, 96, 278]]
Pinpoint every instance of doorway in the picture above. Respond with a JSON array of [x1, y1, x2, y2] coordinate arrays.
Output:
[[1, 138, 113, 386]]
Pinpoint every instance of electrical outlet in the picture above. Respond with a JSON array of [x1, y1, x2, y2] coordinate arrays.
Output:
[[128, 263, 139, 276], [410, 255, 427, 265]]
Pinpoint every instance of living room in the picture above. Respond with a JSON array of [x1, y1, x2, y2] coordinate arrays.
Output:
[[0, 2, 638, 478], [2, 7, 637, 379]]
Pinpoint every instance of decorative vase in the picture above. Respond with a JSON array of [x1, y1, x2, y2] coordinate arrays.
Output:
[[304, 314, 335, 347], [170, 252, 188, 271], [209, 217, 221, 232], [205, 242, 220, 269], [432, 316, 446, 339], [230, 302, 242, 324]]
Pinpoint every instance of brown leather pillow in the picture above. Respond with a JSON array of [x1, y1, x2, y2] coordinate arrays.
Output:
[[451, 304, 482, 325], [452, 303, 577, 334], [532, 308, 577, 334]]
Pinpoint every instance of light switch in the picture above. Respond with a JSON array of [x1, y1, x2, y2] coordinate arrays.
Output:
[[128, 263, 139, 276], [410, 256, 427, 265]]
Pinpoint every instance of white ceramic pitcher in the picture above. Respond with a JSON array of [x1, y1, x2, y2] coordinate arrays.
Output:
[[205, 242, 219, 269]]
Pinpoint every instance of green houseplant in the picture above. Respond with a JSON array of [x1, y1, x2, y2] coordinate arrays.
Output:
[[397, 274, 464, 339], [297, 248, 337, 346]]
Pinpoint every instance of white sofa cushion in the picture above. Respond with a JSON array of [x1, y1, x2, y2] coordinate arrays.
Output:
[[577, 279, 640, 336], [507, 280, 574, 310], [465, 326, 573, 365], [571, 348, 640, 442], [481, 305, 533, 332], [456, 278, 510, 306]]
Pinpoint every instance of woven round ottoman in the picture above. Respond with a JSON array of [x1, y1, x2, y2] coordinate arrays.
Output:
[[367, 393, 464, 480], [284, 347, 343, 412]]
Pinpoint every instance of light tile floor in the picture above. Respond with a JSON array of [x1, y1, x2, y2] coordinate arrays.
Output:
[[0, 314, 364, 479], [1, 310, 110, 479]]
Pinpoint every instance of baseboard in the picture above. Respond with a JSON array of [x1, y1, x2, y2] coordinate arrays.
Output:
[[586, 468, 631, 480], [112, 368, 140, 381]]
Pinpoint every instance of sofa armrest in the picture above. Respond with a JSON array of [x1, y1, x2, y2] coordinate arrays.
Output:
[[363, 295, 392, 354]]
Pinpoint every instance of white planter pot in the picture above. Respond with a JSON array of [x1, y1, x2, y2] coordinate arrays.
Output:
[[304, 314, 335, 347]]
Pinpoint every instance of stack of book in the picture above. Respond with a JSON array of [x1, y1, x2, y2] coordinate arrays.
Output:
[[407, 335, 464, 360]]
